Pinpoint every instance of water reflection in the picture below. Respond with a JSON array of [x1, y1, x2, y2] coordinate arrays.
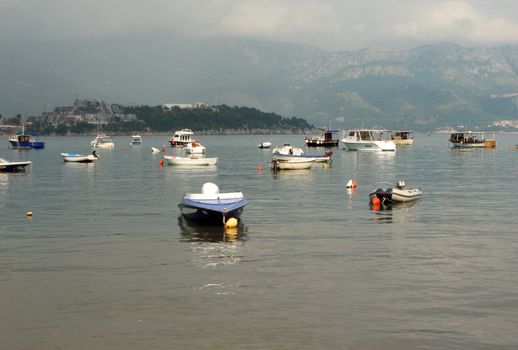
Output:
[[177, 216, 248, 243], [370, 200, 422, 224]]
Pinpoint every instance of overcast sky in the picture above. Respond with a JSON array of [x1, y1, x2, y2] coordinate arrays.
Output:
[[2, 0, 518, 50]]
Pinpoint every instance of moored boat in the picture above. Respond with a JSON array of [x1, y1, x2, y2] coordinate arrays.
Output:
[[272, 144, 305, 156], [305, 129, 339, 147], [369, 180, 422, 205], [0, 157, 32, 172], [391, 131, 414, 145], [163, 155, 217, 166], [131, 135, 142, 145], [60, 152, 99, 163], [178, 182, 248, 225], [270, 157, 315, 170], [169, 129, 194, 147], [258, 141, 272, 149], [185, 141, 206, 154], [91, 135, 115, 149], [8, 127, 45, 149], [449, 131, 496, 148], [342, 129, 396, 152]]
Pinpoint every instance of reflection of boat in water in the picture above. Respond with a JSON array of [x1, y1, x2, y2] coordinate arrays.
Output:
[[177, 216, 247, 243]]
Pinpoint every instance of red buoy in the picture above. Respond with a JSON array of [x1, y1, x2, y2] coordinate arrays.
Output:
[[257, 164, 263, 172], [159, 159, 164, 167], [162, 147, 166, 153], [371, 197, 380, 206]]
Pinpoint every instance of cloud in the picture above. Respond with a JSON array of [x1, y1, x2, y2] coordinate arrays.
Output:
[[1, 0, 518, 50]]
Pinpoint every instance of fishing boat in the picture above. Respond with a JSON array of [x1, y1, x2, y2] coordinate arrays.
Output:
[[185, 141, 206, 154], [60, 151, 99, 163], [391, 131, 414, 145], [270, 157, 315, 170], [91, 135, 115, 149], [369, 180, 422, 205], [272, 144, 305, 156], [8, 125, 45, 149], [305, 129, 339, 147], [342, 129, 396, 152], [0, 157, 32, 172], [131, 135, 142, 145], [169, 129, 194, 147], [258, 141, 272, 149], [163, 155, 217, 166], [178, 182, 248, 225], [449, 131, 497, 148]]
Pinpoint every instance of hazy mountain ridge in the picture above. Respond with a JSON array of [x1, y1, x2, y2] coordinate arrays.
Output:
[[2, 35, 518, 130]]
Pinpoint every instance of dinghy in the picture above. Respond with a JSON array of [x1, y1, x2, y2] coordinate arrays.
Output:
[[369, 180, 422, 205]]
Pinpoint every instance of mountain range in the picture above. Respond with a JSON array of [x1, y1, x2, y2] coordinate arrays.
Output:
[[2, 33, 518, 130]]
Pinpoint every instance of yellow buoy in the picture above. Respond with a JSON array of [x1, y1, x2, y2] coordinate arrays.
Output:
[[225, 217, 238, 228], [26, 211, 33, 217]]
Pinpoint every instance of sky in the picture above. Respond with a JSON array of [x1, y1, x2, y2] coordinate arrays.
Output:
[[1, 0, 518, 50]]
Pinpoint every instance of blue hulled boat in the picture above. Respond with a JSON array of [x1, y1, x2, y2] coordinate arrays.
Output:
[[178, 183, 248, 226], [9, 130, 45, 149]]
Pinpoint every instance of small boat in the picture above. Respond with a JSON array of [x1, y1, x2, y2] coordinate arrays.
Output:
[[449, 131, 496, 148], [274, 150, 332, 163], [60, 152, 99, 163], [151, 147, 161, 153], [185, 141, 206, 154], [342, 129, 396, 152], [305, 129, 339, 147], [270, 157, 315, 170], [8, 126, 45, 149], [0, 157, 32, 172], [169, 129, 194, 147], [272, 144, 305, 156], [91, 135, 115, 149], [131, 135, 142, 145], [178, 182, 248, 225], [258, 141, 272, 149], [391, 131, 414, 145], [163, 155, 217, 166], [369, 180, 422, 205]]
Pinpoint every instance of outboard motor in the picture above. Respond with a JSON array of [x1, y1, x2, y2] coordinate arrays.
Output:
[[397, 180, 406, 189]]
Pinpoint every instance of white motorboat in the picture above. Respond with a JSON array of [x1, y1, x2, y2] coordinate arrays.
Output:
[[391, 131, 414, 145], [258, 141, 272, 149], [342, 129, 396, 152], [369, 180, 422, 205], [449, 131, 496, 148], [0, 157, 32, 172], [185, 141, 206, 154], [272, 144, 305, 156], [169, 129, 194, 147], [131, 135, 142, 145], [270, 157, 315, 170], [163, 155, 217, 166], [61, 152, 99, 163], [151, 147, 161, 153], [91, 135, 115, 149]]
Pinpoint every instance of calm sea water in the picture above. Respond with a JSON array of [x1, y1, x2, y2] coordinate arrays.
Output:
[[1, 133, 518, 349]]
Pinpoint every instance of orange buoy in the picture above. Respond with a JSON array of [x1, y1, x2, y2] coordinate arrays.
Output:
[[371, 196, 380, 206], [257, 164, 263, 172], [159, 159, 164, 167]]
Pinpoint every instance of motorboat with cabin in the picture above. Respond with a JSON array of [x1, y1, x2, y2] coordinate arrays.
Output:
[[391, 131, 414, 145], [305, 129, 340, 147], [342, 129, 396, 152], [131, 135, 142, 145], [272, 144, 305, 156], [0, 157, 32, 172], [449, 131, 496, 148], [178, 182, 248, 225], [369, 180, 422, 206], [185, 141, 206, 154], [8, 125, 45, 149], [91, 135, 115, 149], [169, 129, 194, 147]]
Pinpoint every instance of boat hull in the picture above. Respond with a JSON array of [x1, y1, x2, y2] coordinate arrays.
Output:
[[178, 196, 248, 225], [270, 158, 314, 170], [0, 161, 32, 172], [258, 142, 272, 149], [450, 141, 496, 148], [305, 140, 339, 147], [164, 155, 217, 166], [369, 188, 422, 204], [9, 140, 45, 149], [343, 140, 396, 152], [61, 153, 97, 163]]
